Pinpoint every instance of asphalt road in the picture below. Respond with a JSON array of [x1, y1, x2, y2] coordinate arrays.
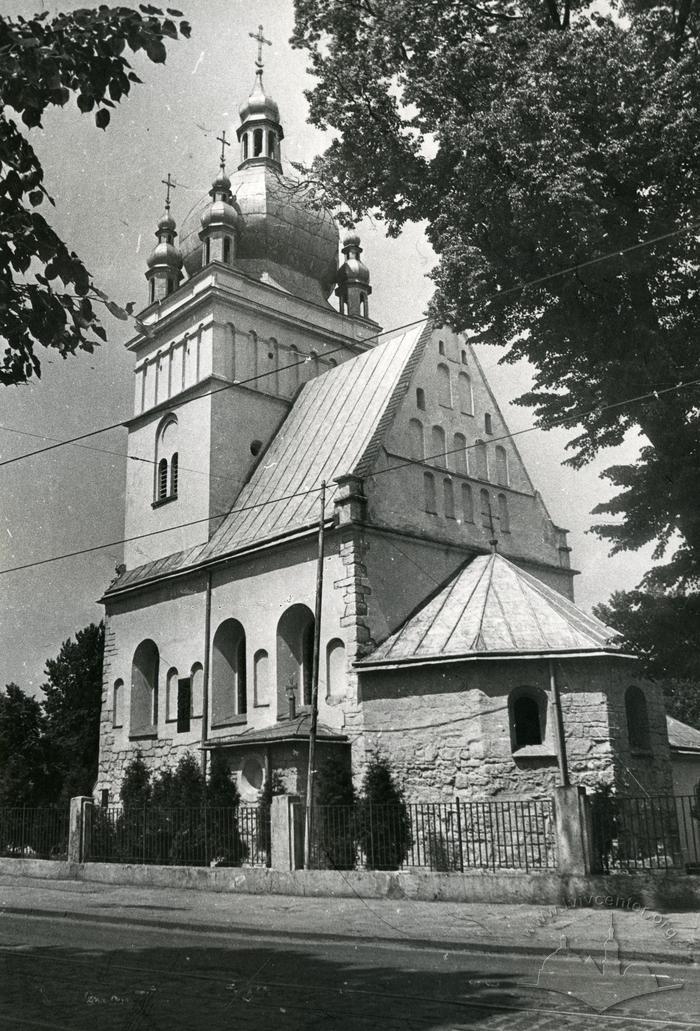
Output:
[[0, 913, 698, 1031]]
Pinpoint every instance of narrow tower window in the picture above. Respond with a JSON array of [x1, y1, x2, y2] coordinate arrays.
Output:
[[254, 128, 263, 156], [416, 388, 426, 411], [170, 453, 179, 498], [485, 412, 493, 435], [223, 236, 231, 264], [157, 458, 168, 501]]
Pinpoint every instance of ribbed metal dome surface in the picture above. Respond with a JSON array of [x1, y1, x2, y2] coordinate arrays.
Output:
[[179, 163, 339, 306]]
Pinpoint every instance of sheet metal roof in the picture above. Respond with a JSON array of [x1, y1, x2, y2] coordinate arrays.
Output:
[[358, 552, 622, 667], [202, 715, 348, 749], [107, 324, 426, 595], [666, 715, 700, 753]]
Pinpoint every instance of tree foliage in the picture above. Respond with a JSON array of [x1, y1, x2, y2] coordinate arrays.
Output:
[[594, 589, 700, 727], [0, 4, 191, 384], [41, 621, 104, 800], [0, 682, 49, 805], [292, 0, 700, 588], [359, 753, 412, 869]]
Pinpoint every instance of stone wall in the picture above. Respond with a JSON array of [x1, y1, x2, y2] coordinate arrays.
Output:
[[355, 657, 673, 803]]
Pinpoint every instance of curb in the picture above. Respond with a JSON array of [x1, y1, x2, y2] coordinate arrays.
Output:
[[2, 905, 695, 966]]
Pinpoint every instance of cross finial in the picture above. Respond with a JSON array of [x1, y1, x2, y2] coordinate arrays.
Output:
[[216, 129, 230, 169], [161, 172, 176, 211], [249, 23, 271, 69]]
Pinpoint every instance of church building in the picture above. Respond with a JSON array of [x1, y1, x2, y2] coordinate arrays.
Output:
[[96, 38, 673, 806]]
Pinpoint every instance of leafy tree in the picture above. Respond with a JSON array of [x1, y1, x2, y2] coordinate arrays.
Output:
[[359, 753, 412, 870], [594, 590, 700, 727], [41, 621, 104, 800], [0, 683, 49, 805], [0, 4, 191, 385], [292, 0, 700, 589]]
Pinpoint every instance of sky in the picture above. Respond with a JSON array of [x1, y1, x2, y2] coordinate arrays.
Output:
[[0, 0, 657, 696]]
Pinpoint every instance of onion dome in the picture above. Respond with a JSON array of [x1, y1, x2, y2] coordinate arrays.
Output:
[[337, 233, 370, 284], [199, 133, 242, 268], [179, 29, 338, 304], [145, 176, 183, 303], [335, 232, 372, 319], [239, 72, 281, 126]]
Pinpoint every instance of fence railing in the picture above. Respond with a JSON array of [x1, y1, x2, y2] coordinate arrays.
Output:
[[309, 799, 556, 872], [0, 806, 69, 860], [87, 805, 269, 868], [591, 794, 700, 872]]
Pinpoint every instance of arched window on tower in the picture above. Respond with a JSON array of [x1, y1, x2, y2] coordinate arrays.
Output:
[[267, 130, 276, 157], [223, 236, 231, 264], [154, 415, 178, 504], [360, 293, 368, 318], [211, 619, 247, 727], [157, 458, 168, 501], [276, 604, 315, 715], [204, 238, 211, 265], [416, 387, 426, 411], [326, 639, 346, 700], [149, 279, 156, 304], [437, 364, 452, 408], [254, 128, 263, 156], [485, 412, 493, 435], [243, 134, 249, 160]]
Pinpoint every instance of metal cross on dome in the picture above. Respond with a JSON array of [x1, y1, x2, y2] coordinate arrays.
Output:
[[249, 23, 271, 69], [216, 129, 230, 168], [161, 172, 176, 211]]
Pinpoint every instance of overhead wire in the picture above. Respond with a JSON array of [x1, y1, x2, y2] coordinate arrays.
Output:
[[2, 372, 699, 577], [1, 219, 696, 471]]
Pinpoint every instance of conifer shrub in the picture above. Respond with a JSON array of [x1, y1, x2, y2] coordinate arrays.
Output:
[[315, 751, 357, 870], [358, 754, 412, 870], [108, 751, 248, 866]]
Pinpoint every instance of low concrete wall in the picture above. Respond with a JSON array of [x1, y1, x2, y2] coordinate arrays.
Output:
[[1, 857, 699, 910]]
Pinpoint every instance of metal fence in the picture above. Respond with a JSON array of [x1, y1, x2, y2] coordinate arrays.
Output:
[[591, 794, 700, 872], [88, 805, 269, 868], [0, 806, 69, 860], [309, 798, 556, 872]]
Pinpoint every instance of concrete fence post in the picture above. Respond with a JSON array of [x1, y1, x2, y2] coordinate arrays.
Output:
[[553, 785, 593, 876], [68, 796, 93, 864], [270, 794, 303, 871]]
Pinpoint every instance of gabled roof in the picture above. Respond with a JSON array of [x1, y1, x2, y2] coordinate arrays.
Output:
[[106, 324, 426, 595], [358, 551, 623, 668], [666, 715, 700, 753]]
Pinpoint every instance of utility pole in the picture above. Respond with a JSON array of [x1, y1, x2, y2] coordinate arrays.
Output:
[[304, 481, 327, 869], [549, 658, 570, 787]]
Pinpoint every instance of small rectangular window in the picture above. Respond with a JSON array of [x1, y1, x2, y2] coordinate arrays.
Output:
[[177, 677, 191, 733]]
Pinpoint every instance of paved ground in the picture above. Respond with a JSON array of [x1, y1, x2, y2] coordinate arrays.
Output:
[[0, 874, 698, 961], [1, 909, 698, 1030]]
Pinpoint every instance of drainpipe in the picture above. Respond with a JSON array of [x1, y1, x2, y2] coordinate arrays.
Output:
[[549, 657, 570, 787], [201, 569, 212, 777]]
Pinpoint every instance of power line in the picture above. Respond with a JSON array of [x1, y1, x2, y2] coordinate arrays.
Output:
[[1, 221, 696, 471], [2, 373, 698, 578]]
